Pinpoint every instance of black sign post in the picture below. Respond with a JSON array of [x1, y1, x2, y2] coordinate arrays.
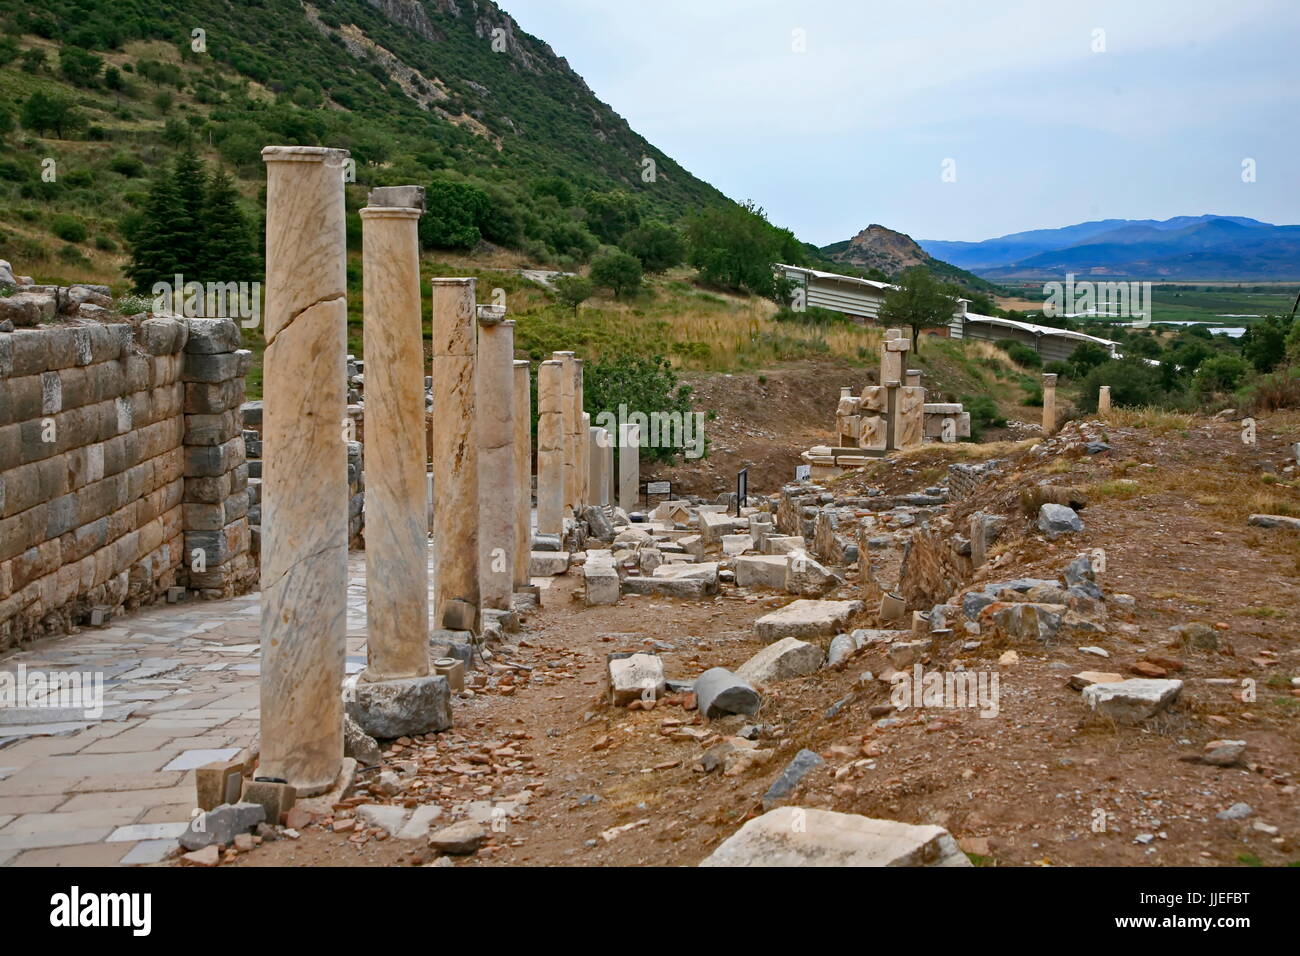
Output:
[[735, 468, 748, 516]]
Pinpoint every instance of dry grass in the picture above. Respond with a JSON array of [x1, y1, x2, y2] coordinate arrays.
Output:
[[1101, 406, 1196, 434], [893, 438, 1039, 462]]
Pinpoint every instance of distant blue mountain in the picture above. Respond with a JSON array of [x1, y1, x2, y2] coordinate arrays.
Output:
[[917, 215, 1299, 279]]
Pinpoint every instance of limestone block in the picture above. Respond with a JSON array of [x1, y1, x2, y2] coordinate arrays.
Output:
[[735, 637, 824, 685], [754, 599, 862, 643]]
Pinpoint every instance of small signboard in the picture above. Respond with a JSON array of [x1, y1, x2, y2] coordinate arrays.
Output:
[[795, 464, 811, 482], [646, 481, 671, 496]]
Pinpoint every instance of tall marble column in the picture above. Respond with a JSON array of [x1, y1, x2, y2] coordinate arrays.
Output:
[[1098, 385, 1111, 414], [431, 278, 479, 630], [536, 360, 566, 535], [352, 187, 450, 738], [259, 145, 349, 796], [477, 310, 515, 612], [574, 361, 587, 510], [587, 426, 602, 508], [512, 360, 532, 590], [580, 410, 592, 511], [551, 351, 575, 518], [1042, 373, 1058, 434], [601, 430, 614, 507], [618, 422, 640, 512]]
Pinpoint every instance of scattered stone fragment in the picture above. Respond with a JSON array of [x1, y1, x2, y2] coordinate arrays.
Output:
[[762, 748, 825, 810], [1068, 671, 1123, 690], [608, 652, 667, 706], [180, 802, 266, 851], [1216, 802, 1252, 821], [735, 637, 824, 685], [694, 667, 761, 719], [754, 599, 862, 643], [1038, 503, 1084, 539], [428, 820, 487, 855], [700, 807, 971, 867], [1082, 678, 1182, 724]]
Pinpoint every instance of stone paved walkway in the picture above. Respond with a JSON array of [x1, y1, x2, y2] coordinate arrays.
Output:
[[0, 552, 421, 866]]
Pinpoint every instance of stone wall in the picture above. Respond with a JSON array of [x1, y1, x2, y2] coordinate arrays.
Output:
[[0, 316, 254, 651], [948, 461, 1001, 502], [897, 523, 972, 611]]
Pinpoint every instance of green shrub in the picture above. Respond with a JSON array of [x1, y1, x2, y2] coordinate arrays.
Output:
[[52, 215, 88, 243]]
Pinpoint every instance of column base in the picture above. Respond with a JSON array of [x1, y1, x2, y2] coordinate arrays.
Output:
[[296, 757, 358, 808], [345, 674, 452, 739]]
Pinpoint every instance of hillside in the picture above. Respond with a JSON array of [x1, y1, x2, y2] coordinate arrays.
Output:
[[0, 0, 728, 284], [820, 223, 1002, 296], [921, 215, 1300, 280]]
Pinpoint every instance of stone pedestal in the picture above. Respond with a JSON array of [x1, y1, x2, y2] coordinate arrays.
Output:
[[618, 423, 640, 512], [512, 360, 532, 590], [477, 312, 515, 612], [1042, 373, 1057, 434], [580, 409, 591, 509], [259, 145, 349, 796], [601, 429, 614, 508], [1098, 385, 1111, 414], [536, 360, 565, 535], [358, 190, 431, 688], [431, 278, 479, 630], [573, 361, 586, 511]]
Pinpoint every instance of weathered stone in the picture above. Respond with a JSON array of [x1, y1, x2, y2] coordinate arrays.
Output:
[[529, 550, 570, 576], [608, 652, 667, 705], [1082, 678, 1182, 724], [784, 549, 842, 597], [1038, 503, 1083, 539], [357, 804, 409, 836], [735, 637, 824, 685], [428, 820, 487, 855], [1199, 739, 1247, 767], [241, 779, 297, 824], [180, 801, 266, 850], [762, 748, 825, 810], [700, 806, 971, 867], [1247, 513, 1300, 530], [346, 675, 452, 738], [583, 551, 620, 605], [1067, 671, 1124, 690], [827, 632, 857, 667], [694, 667, 761, 719], [343, 713, 383, 766], [733, 554, 788, 589], [754, 599, 862, 643]]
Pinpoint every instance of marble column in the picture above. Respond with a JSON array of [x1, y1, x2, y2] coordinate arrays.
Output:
[[512, 360, 532, 590], [574, 362, 587, 509], [601, 429, 614, 507], [259, 145, 349, 796], [431, 278, 479, 630], [1098, 385, 1111, 414], [477, 310, 515, 612], [536, 360, 566, 535], [587, 426, 602, 508], [1042, 373, 1058, 434], [618, 422, 640, 512], [580, 409, 591, 510], [551, 351, 575, 518], [352, 187, 450, 738]]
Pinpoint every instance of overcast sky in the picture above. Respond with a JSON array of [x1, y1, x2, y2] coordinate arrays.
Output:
[[503, 0, 1300, 246]]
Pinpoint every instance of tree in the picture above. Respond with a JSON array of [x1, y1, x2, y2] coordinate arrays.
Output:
[[583, 355, 699, 464], [1194, 355, 1249, 396], [1069, 341, 1111, 376], [20, 91, 82, 137], [584, 189, 641, 244], [171, 147, 209, 270], [60, 46, 103, 86], [622, 220, 684, 272], [1241, 314, 1291, 372], [684, 201, 801, 296], [125, 168, 187, 291], [197, 167, 259, 283], [553, 275, 593, 315], [877, 267, 955, 354], [419, 179, 489, 250], [590, 250, 642, 299]]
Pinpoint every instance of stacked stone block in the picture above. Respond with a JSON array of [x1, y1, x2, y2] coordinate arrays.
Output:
[[177, 319, 255, 598]]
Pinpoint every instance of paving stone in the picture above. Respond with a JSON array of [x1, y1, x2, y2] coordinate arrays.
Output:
[[106, 821, 189, 842], [118, 838, 177, 865], [162, 747, 242, 772]]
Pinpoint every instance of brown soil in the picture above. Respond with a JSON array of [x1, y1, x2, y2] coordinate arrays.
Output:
[[228, 411, 1299, 869]]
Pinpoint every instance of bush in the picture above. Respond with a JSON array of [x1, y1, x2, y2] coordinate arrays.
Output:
[[590, 250, 642, 299], [583, 354, 701, 465], [1044, 360, 1071, 377], [1194, 355, 1250, 396], [961, 394, 1005, 441], [1076, 356, 1169, 411], [621, 220, 684, 272], [51, 214, 88, 243], [108, 152, 145, 177], [998, 339, 1042, 368]]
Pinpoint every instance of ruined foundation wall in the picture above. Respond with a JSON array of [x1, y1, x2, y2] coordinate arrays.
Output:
[[0, 316, 254, 651]]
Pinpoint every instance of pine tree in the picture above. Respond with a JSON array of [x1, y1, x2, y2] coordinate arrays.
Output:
[[170, 146, 208, 275], [197, 167, 259, 284], [124, 166, 187, 293]]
